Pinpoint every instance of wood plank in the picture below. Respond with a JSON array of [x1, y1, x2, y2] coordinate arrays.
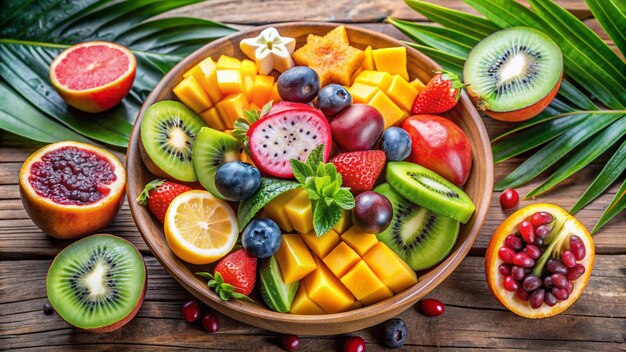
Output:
[[1, 256, 623, 350]]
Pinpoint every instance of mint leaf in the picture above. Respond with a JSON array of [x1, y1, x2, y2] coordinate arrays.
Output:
[[306, 144, 325, 168], [313, 201, 343, 237], [314, 175, 332, 193], [334, 189, 355, 210], [291, 159, 314, 183], [238, 178, 301, 229], [323, 179, 341, 198], [323, 163, 338, 180]]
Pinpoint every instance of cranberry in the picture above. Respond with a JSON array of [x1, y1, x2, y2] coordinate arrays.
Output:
[[525, 244, 542, 259], [546, 258, 568, 275], [530, 211, 553, 226], [529, 288, 545, 309], [282, 335, 301, 351], [498, 247, 515, 264], [181, 300, 201, 323], [513, 252, 535, 268], [343, 336, 366, 352], [202, 313, 220, 333], [566, 264, 585, 281], [421, 298, 445, 316], [515, 286, 530, 301], [498, 263, 512, 276], [519, 221, 535, 244], [43, 301, 54, 315], [499, 188, 519, 209], [504, 235, 523, 251], [569, 235, 586, 260], [544, 292, 557, 306], [542, 276, 554, 289], [511, 266, 529, 281], [550, 273, 568, 289], [535, 225, 552, 240], [566, 280, 574, 294], [552, 287, 569, 300], [561, 250, 576, 268], [522, 275, 542, 291], [503, 276, 519, 292]]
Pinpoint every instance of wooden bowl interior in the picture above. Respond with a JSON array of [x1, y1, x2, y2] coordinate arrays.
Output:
[[127, 22, 493, 335]]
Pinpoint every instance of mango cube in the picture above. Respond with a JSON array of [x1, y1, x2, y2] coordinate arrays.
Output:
[[323, 241, 360, 278], [332, 210, 352, 234], [341, 226, 378, 257], [290, 281, 326, 315], [244, 75, 255, 102], [275, 234, 317, 284], [362, 46, 375, 70], [348, 83, 379, 104], [410, 78, 426, 93], [285, 189, 313, 234], [347, 300, 363, 311], [363, 242, 418, 293], [270, 82, 282, 103], [368, 90, 406, 128], [199, 107, 226, 130], [240, 59, 257, 77], [385, 75, 418, 111], [304, 256, 355, 313], [301, 229, 341, 259], [183, 57, 224, 103], [216, 55, 241, 69], [341, 260, 393, 305], [355, 70, 392, 91], [173, 75, 213, 113], [372, 47, 409, 80], [263, 189, 300, 232], [216, 93, 249, 129], [251, 75, 275, 107], [216, 69, 244, 95]]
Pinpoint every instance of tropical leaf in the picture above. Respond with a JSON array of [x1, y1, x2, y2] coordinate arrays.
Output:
[[592, 180, 626, 234], [586, 0, 626, 57], [402, 42, 465, 78]]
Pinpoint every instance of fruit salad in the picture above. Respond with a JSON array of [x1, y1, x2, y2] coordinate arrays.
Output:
[[137, 25, 476, 314]]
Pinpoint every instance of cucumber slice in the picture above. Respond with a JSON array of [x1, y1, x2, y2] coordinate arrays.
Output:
[[259, 255, 299, 312]]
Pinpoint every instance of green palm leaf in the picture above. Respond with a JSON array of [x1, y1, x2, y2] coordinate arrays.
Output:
[[585, 0, 626, 57], [0, 0, 236, 146], [592, 180, 626, 234]]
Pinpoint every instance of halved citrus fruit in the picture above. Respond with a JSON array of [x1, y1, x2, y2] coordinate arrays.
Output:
[[50, 41, 136, 113], [164, 190, 238, 264], [19, 141, 126, 239], [485, 203, 594, 318]]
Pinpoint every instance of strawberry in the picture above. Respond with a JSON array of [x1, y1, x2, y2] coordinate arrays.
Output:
[[196, 249, 257, 301], [411, 70, 465, 114], [331, 150, 386, 193], [136, 179, 191, 223]]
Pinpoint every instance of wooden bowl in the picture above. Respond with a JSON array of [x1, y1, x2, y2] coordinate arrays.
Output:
[[127, 22, 493, 335]]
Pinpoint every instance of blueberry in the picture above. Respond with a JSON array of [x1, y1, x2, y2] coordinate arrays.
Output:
[[277, 66, 320, 103], [242, 218, 282, 258], [316, 84, 352, 117], [214, 161, 261, 201], [380, 127, 412, 161], [382, 318, 408, 349]]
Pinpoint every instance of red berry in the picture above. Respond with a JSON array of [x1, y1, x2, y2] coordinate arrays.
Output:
[[561, 250, 576, 268], [343, 336, 366, 352], [281, 335, 301, 351], [524, 244, 542, 260], [137, 179, 191, 223], [569, 235, 586, 261], [181, 300, 200, 323], [498, 247, 515, 264], [214, 249, 257, 296], [503, 275, 519, 292], [411, 71, 464, 114], [519, 220, 535, 244], [330, 151, 386, 193], [498, 263, 512, 276], [530, 211, 553, 226], [515, 286, 530, 301], [420, 298, 445, 316], [503, 235, 523, 251], [499, 189, 519, 209], [201, 313, 220, 333], [513, 252, 535, 268]]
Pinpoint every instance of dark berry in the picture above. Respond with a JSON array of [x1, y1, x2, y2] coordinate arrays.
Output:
[[352, 192, 392, 233], [561, 250, 576, 268], [201, 313, 220, 333], [529, 288, 545, 309], [569, 235, 586, 260], [281, 335, 300, 351], [566, 264, 585, 281], [343, 336, 366, 352], [499, 188, 519, 209], [215, 161, 261, 201], [317, 84, 352, 117], [181, 300, 200, 323], [498, 263, 512, 276], [277, 66, 320, 103], [380, 127, 412, 161], [382, 318, 408, 349], [421, 298, 445, 316], [530, 211, 553, 226], [242, 218, 282, 258], [503, 235, 523, 251], [43, 301, 54, 315]]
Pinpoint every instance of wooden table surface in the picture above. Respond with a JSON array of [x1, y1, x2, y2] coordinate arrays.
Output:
[[1, 1, 624, 351]]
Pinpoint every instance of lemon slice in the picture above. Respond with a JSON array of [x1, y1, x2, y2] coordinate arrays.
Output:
[[164, 190, 238, 264]]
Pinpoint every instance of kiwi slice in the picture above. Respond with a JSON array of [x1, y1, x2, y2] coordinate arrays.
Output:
[[386, 162, 475, 223], [463, 27, 563, 113], [140, 100, 205, 182], [374, 183, 459, 271], [46, 234, 146, 331], [192, 127, 241, 198]]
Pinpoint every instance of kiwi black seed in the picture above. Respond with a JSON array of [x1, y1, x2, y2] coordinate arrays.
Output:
[[192, 126, 241, 199], [386, 162, 475, 223], [140, 100, 205, 182], [374, 183, 459, 271], [46, 234, 146, 331], [463, 27, 563, 113]]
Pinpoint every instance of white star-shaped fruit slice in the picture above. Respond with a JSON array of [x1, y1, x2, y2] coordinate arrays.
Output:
[[240, 27, 296, 75]]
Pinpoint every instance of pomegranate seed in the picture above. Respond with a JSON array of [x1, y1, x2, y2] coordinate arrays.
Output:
[[546, 258, 568, 274], [421, 298, 445, 316], [550, 273, 568, 289], [522, 275, 542, 291], [503, 276, 519, 292], [544, 292, 557, 306], [534, 237, 544, 246], [529, 288, 545, 309], [511, 266, 529, 281], [525, 244, 542, 259], [566, 264, 585, 281], [530, 211, 553, 226], [504, 235, 523, 251], [535, 225, 552, 240], [552, 287, 569, 300], [513, 252, 535, 268], [201, 313, 220, 333], [344, 336, 366, 352], [519, 221, 535, 244], [515, 286, 530, 301], [542, 276, 554, 289], [282, 335, 301, 351], [498, 247, 516, 264], [566, 280, 574, 294], [561, 250, 576, 268], [499, 188, 519, 209], [181, 300, 201, 323], [498, 263, 512, 276], [569, 235, 586, 260]]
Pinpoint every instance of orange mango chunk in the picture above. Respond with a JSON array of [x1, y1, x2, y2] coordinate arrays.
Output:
[[323, 241, 360, 278], [199, 107, 226, 130], [263, 189, 300, 232], [363, 242, 418, 293], [301, 229, 341, 259], [173, 75, 213, 113], [216, 69, 244, 95], [341, 226, 379, 257], [290, 281, 326, 315], [251, 75, 275, 107], [410, 78, 426, 93], [275, 234, 317, 284], [355, 70, 392, 91], [284, 189, 313, 234], [185, 57, 223, 103], [244, 75, 255, 102], [368, 90, 406, 128], [216, 55, 241, 69], [362, 46, 375, 70], [372, 47, 409, 80], [385, 75, 418, 111], [270, 82, 282, 103], [341, 260, 393, 305], [304, 256, 355, 313], [349, 83, 379, 104], [215, 93, 249, 129], [240, 59, 257, 77], [332, 210, 352, 235]]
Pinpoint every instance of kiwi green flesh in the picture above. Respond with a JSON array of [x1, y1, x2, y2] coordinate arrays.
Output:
[[374, 184, 459, 271], [463, 27, 563, 112], [386, 162, 475, 223], [46, 235, 145, 330], [192, 127, 241, 198], [259, 255, 299, 312], [141, 100, 205, 182]]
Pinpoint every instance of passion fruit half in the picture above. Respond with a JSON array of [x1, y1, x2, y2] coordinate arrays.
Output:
[[485, 204, 594, 318], [19, 141, 126, 239]]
